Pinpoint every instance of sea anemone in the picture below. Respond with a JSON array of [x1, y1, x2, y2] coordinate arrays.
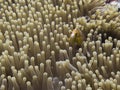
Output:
[[0, 0, 120, 90]]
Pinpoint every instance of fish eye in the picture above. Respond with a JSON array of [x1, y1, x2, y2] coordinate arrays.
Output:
[[75, 33, 78, 37]]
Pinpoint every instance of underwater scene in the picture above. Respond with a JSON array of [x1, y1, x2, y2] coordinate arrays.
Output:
[[0, 0, 120, 90]]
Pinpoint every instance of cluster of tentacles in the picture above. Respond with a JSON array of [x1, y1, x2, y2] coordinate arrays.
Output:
[[0, 0, 120, 90]]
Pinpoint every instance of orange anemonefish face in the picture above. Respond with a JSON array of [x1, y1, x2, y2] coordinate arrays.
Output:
[[69, 29, 85, 46]]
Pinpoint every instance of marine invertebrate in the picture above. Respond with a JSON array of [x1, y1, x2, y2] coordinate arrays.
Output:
[[109, 0, 120, 11], [0, 0, 120, 90]]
